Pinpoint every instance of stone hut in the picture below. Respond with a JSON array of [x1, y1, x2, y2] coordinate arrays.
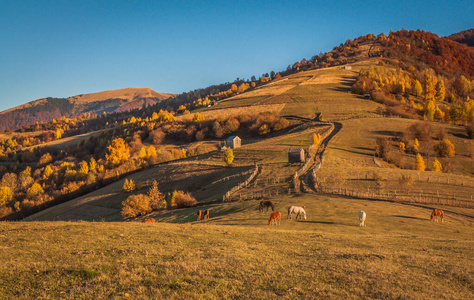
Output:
[[288, 148, 305, 163], [225, 136, 241, 149]]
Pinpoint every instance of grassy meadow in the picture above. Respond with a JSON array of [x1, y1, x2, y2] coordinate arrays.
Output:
[[2, 193, 473, 299], [25, 163, 251, 222]]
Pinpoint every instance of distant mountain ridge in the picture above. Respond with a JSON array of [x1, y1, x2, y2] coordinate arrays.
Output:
[[446, 28, 474, 47], [0, 88, 173, 131]]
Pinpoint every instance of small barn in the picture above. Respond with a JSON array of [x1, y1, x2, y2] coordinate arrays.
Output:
[[288, 148, 305, 163], [226, 136, 241, 149]]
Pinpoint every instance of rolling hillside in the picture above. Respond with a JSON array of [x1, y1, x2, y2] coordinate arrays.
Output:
[[0, 88, 173, 131], [1, 29, 473, 298]]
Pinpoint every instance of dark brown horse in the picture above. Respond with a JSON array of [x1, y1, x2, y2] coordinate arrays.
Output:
[[259, 201, 274, 212]]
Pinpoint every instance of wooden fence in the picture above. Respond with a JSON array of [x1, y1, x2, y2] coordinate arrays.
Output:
[[317, 185, 474, 208], [222, 164, 259, 202]]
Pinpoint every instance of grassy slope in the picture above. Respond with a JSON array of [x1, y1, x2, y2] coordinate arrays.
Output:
[[26, 164, 251, 221], [318, 118, 474, 203], [2, 194, 473, 299]]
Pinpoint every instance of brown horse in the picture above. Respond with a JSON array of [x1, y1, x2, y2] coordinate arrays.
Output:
[[268, 211, 281, 225], [142, 218, 156, 223], [203, 209, 210, 219], [197, 210, 202, 221], [259, 201, 274, 212], [431, 209, 444, 222]]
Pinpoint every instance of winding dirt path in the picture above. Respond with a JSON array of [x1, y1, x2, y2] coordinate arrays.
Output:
[[299, 122, 342, 192]]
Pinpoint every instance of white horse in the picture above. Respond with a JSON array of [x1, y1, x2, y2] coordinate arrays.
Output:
[[359, 211, 366, 227], [288, 206, 307, 220]]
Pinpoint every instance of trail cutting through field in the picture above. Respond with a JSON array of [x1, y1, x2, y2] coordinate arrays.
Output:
[[299, 122, 342, 192]]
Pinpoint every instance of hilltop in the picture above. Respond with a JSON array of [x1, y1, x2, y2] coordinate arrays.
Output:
[[447, 28, 474, 47], [0, 88, 173, 131]]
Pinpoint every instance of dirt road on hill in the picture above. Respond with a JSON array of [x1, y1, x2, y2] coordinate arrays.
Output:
[[299, 122, 342, 192]]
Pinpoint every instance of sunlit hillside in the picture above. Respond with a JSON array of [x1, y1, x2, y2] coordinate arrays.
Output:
[[0, 29, 473, 298]]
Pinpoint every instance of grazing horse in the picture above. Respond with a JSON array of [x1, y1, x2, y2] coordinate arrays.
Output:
[[287, 206, 306, 220], [197, 210, 202, 221], [259, 201, 274, 212], [203, 209, 210, 220], [269, 211, 281, 225], [142, 218, 156, 223], [359, 211, 366, 227], [431, 209, 444, 222]]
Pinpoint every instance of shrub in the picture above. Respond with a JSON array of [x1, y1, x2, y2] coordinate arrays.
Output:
[[121, 194, 151, 219], [432, 159, 442, 172], [435, 139, 455, 157], [376, 137, 392, 160], [86, 173, 96, 184], [223, 118, 240, 134], [39, 153, 52, 165], [193, 112, 205, 122], [258, 124, 270, 135], [172, 190, 198, 208], [409, 122, 432, 141], [26, 182, 44, 201], [150, 128, 166, 144], [42, 165, 54, 179], [123, 179, 136, 193], [399, 142, 405, 151], [224, 148, 234, 166], [0, 186, 13, 206], [415, 154, 426, 171], [272, 118, 290, 131]]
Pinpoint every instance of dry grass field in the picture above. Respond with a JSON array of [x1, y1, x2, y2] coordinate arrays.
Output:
[[2, 193, 473, 299], [23, 130, 102, 151], [176, 104, 285, 122]]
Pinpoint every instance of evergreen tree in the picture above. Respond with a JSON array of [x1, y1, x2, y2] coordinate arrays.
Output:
[[147, 180, 166, 210]]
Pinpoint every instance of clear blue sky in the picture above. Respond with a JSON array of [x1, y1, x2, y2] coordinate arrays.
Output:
[[0, 0, 472, 111]]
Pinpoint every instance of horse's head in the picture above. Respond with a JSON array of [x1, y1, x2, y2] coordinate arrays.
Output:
[[304, 213, 307, 220]]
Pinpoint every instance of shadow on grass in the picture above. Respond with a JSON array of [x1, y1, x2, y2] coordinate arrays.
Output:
[[331, 147, 374, 157], [293, 220, 351, 226], [370, 130, 403, 137], [391, 215, 426, 221]]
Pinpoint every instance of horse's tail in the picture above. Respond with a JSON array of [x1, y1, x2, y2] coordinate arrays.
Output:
[[271, 203, 275, 211]]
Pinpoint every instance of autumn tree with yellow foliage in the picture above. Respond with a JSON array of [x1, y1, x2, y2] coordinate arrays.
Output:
[[106, 138, 130, 167]]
